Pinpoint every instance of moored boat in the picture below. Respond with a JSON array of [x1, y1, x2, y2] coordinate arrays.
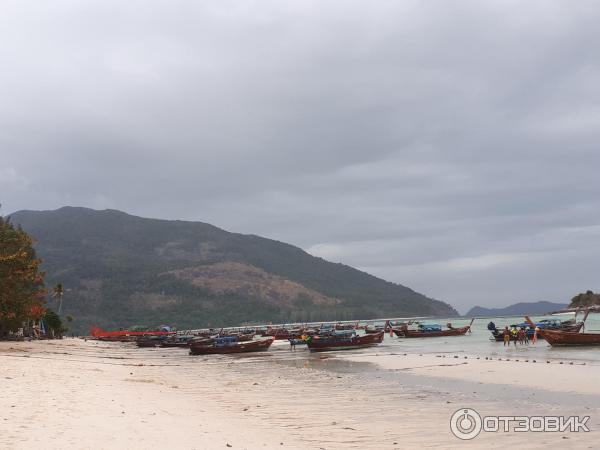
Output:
[[487, 320, 584, 342], [489, 311, 589, 342], [159, 335, 195, 348], [393, 319, 474, 338], [524, 315, 600, 346], [136, 335, 166, 347], [189, 336, 274, 355], [364, 323, 386, 334], [264, 328, 305, 340], [306, 330, 384, 351], [91, 326, 172, 342]]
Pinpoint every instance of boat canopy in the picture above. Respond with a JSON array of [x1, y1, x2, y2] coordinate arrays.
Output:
[[215, 336, 238, 346]]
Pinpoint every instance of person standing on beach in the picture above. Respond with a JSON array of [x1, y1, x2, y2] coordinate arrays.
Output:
[[532, 327, 539, 344], [503, 326, 511, 346], [517, 328, 525, 345]]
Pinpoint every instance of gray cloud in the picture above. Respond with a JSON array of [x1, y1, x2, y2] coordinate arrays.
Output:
[[2, 0, 600, 312]]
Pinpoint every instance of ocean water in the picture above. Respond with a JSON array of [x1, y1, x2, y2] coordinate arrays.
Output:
[[374, 313, 600, 365]]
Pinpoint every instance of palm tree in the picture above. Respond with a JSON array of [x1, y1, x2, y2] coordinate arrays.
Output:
[[52, 283, 65, 315]]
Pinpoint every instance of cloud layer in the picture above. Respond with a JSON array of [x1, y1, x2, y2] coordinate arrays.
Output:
[[2, 1, 600, 312]]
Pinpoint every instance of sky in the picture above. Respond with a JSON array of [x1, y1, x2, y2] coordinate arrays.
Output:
[[2, 1, 600, 313]]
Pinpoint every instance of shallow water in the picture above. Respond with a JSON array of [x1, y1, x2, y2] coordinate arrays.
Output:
[[237, 313, 600, 367], [372, 313, 600, 365]]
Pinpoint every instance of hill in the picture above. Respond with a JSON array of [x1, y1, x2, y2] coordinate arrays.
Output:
[[8, 207, 456, 333], [569, 290, 600, 308], [466, 301, 568, 317]]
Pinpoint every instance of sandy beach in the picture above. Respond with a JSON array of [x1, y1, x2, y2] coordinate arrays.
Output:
[[1, 338, 598, 449]]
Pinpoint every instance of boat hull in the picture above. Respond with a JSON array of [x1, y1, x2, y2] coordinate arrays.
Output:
[[159, 341, 191, 348], [307, 331, 384, 351], [538, 329, 600, 346], [490, 322, 584, 341], [189, 338, 274, 355], [364, 328, 385, 334], [394, 326, 470, 338]]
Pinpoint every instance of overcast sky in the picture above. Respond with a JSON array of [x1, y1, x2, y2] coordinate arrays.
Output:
[[2, 1, 600, 312]]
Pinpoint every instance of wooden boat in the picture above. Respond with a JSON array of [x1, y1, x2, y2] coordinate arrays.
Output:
[[524, 315, 600, 346], [265, 328, 304, 340], [159, 336, 194, 348], [159, 341, 190, 348], [189, 337, 274, 355], [364, 323, 386, 334], [334, 322, 357, 331], [91, 326, 172, 342], [488, 321, 584, 342], [136, 336, 165, 347], [306, 331, 384, 351], [231, 333, 255, 342], [393, 319, 474, 338]]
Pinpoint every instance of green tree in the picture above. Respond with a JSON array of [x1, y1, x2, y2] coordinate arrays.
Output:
[[52, 283, 65, 314], [42, 309, 64, 338], [0, 216, 47, 337]]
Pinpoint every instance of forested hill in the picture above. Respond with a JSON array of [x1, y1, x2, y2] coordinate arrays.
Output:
[[9, 207, 457, 333]]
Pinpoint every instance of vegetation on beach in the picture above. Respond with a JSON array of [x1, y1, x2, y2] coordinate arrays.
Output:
[[42, 309, 67, 338], [0, 216, 47, 337]]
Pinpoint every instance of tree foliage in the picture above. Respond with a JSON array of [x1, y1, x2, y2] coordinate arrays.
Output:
[[0, 216, 46, 335], [570, 290, 600, 307], [42, 309, 64, 337]]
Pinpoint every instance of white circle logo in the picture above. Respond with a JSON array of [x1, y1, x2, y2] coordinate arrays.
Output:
[[450, 408, 482, 440]]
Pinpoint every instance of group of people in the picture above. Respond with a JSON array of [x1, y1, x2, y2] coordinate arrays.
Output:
[[501, 325, 539, 346]]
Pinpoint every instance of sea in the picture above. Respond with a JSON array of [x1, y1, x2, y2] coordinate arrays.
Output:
[[253, 312, 600, 367]]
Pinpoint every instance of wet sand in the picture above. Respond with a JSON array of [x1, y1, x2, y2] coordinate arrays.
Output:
[[1, 338, 598, 449]]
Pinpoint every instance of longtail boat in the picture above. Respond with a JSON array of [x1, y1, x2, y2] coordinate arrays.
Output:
[[306, 330, 384, 351], [393, 319, 474, 338], [189, 337, 274, 355], [334, 322, 358, 331], [159, 340, 190, 348], [265, 328, 305, 340], [91, 327, 172, 342], [488, 317, 585, 342], [364, 323, 386, 334], [136, 336, 166, 348], [159, 335, 195, 348], [229, 332, 255, 342], [524, 315, 600, 346]]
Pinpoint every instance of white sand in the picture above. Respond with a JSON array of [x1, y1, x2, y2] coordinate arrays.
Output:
[[340, 351, 600, 396], [1, 339, 598, 450]]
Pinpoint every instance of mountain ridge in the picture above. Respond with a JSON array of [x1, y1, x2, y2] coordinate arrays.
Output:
[[8, 206, 457, 332], [466, 301, 568, 317]]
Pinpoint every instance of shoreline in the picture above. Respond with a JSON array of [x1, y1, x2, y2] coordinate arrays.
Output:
[[2, 339, 598, 449]]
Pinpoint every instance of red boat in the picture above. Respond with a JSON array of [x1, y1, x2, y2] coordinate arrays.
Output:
[[189, 337, 274, 355], [306, 331, 384, 351], [524, 316, 600, 346], [90, 327, 172, 342], [393, 319, 474, 338]]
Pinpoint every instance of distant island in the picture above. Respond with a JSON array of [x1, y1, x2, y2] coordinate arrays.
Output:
[[8, 207, 457, 333], [466, 301, 569, 317]]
